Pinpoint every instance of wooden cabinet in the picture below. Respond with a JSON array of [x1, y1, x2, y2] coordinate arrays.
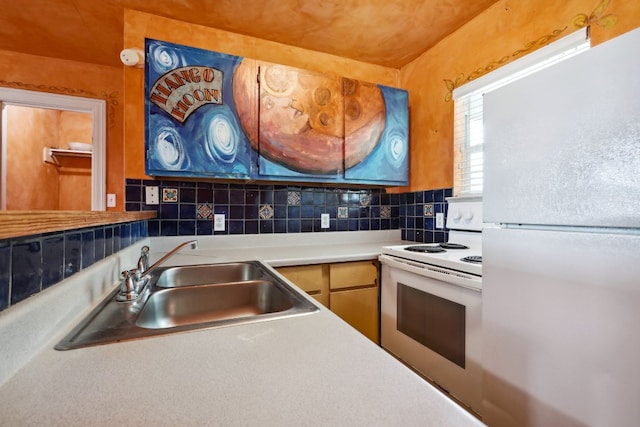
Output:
[[145, 39, 256, 179], [342, 80, 409, 185], [277, 260, 379, 344], [329, 260, 378, 290], [329, 260, 379, 343], [144, 39, 407, 185], [276, 264, 329, 307], [330, 286, 379, 343], [255, 62, 344, 181]]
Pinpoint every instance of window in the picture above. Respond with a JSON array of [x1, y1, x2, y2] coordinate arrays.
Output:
[[452, 28, 590, 197]]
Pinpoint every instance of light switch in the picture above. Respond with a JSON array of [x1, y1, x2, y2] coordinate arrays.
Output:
[[214, 214, 225, 231], [320, 213, 330, 229], [106, 193, 116, 208], [145, 186, 159, 205]]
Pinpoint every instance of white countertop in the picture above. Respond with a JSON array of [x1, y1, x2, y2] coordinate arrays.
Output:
[[147, 229, 407, 267], [0, 231, 484, 426]]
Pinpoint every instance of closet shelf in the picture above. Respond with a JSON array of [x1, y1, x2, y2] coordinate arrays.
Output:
[[43, 147, 92, 167]]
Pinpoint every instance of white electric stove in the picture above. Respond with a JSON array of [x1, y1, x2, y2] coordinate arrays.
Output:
[[379, 199, 483, 415]]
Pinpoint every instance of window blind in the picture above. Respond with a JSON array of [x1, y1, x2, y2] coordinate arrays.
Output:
[[452, 28, 590, 197]]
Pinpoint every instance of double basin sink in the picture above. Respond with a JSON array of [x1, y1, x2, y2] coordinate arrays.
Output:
[[56, 261, 319, 350]]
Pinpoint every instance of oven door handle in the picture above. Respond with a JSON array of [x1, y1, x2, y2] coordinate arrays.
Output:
[[379, 254, 482, 291]]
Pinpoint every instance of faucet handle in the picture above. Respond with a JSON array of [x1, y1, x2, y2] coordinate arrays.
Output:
[[116, 269, 140, 302], [138, 246, 150, 273]]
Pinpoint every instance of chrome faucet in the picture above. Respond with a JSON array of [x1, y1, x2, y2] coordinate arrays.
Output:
[[137, 245, 150, 274], [117, 240, 198, 302]]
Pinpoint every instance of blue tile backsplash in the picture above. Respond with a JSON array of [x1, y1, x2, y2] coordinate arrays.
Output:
[[125, 178, 452, 243], [11, 241, 42, 306], [400, 187, 453, 243], [0, 221, 148, 312], [125, 179, 404, 236], [0, 180, 452, 313]]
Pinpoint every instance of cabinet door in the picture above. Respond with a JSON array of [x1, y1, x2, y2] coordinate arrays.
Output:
[[256, 62, 344, 181], [330, 287, 379, 343], [145, 39, 257, 179], [343, 81, 408, 185]]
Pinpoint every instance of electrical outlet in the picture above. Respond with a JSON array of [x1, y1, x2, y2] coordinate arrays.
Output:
[[145, 186, 159, 205], [106, 193, 116, 208], [435, 212, 445, 229], [320, 213, 330, 229], [214, 214, 225, 231]]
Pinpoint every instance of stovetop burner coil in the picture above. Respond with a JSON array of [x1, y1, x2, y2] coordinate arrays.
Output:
[[461, 256, 482, 264], [405, 245, 447, 253]]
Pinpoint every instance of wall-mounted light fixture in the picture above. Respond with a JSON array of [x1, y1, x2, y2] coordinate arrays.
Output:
[[120, 48, 145, 67]]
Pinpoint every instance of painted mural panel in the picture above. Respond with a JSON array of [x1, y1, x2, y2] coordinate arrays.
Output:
[[238, 62, 345, 180], [343, 81, 409, 185], [238, 62, 408, 185], [145, 40, 407, 185], [145, 39, 257, 178]]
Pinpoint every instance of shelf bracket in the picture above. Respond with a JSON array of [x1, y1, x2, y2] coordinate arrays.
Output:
[[43, 147, 60, 166]]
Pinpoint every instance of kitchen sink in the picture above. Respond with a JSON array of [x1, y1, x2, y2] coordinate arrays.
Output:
[[136, 280, 294, 329], [55, 261, 318, 350], [156, 262, 263, 288]]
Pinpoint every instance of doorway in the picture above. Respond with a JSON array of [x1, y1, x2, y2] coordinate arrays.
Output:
[[0, 87, 106, 210]]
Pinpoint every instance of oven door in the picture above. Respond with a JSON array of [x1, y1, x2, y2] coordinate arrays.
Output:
[[379, 254, 482, 414]]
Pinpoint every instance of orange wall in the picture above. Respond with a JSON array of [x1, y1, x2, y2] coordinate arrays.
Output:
[[123, 9, 400, 180], [58, 111, 93, 210], [58, 167, 92, 210], [0, 50, 124, 210], [5, 106, 60, 210], [399, 0, 640, 192], [2, 2, 639, 207], [59, 111, 92, 148], [4, 106, 93, 210]]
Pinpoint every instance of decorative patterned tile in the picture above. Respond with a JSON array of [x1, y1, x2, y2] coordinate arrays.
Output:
[[359, 193, 371, 207], [287, 191, 301, 205], [380, 206, 391, 219], [163, 188, 178, 203], [423, 203, 434, 217], [337, 206, 349, 219], [196, 203, 213, 219], [259, 204, 274, 220]]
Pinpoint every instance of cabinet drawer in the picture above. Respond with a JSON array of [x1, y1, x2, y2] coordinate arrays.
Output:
[[329, 260, 378, 290], [276, 264, 327, 293]]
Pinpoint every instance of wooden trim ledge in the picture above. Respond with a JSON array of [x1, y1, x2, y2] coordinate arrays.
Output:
[[0, 211, 156, 240]]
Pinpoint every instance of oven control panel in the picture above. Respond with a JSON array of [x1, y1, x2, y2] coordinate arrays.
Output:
[[446, 200, 483, 231]]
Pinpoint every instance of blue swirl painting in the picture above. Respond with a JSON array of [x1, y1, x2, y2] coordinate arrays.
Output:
[[145, 39, 256, 179], [144, 39, 408, 185]]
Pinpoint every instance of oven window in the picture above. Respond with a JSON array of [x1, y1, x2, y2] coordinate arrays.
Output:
[[397, 283, 466, 368]]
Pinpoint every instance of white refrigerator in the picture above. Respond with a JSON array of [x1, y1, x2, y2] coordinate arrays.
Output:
[[482, 28, 640, 427]]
